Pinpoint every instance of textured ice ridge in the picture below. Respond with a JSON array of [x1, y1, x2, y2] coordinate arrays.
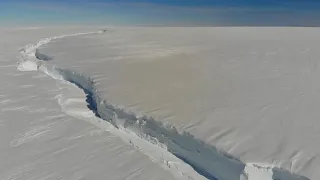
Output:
[[17, 30, 309, 180]]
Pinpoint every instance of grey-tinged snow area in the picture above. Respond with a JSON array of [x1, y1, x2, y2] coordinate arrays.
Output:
[[0, 27, 177, 180], [28, 28, 320, 180], [28, 27, 320, 180]]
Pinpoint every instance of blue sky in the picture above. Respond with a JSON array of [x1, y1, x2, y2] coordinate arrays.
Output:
[[1, 0, 320, 26]]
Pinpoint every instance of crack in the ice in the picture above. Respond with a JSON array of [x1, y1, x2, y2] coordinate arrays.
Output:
[[17, 30, 310, 180]]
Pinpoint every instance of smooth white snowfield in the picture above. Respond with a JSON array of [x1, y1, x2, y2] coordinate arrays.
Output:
[[15, 27, 320, 180], [0, 27, 178, 180]]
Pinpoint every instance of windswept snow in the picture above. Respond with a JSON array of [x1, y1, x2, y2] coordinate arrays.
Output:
[[15, 27, 320, 180]]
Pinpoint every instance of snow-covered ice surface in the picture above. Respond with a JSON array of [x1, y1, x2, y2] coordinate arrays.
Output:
[[15, 27, 320, 180], [0, 27, 178, 180]]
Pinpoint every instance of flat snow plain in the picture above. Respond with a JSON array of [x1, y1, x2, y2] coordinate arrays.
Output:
[[0, 27, 177, 180], [15, 27, 320, 180]]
